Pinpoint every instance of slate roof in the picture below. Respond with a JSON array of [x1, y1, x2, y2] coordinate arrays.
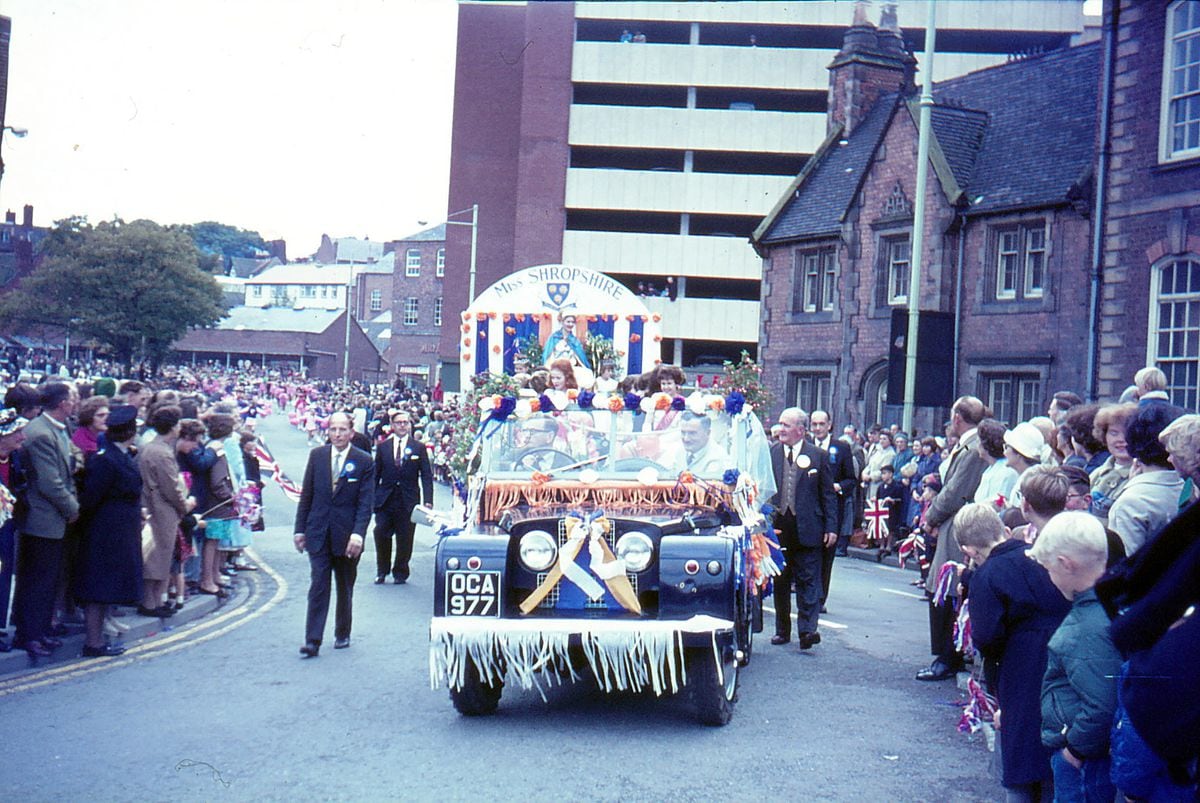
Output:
[[227, 256, 281, 279], [928, 105, 988, 190], [205, 306, 341, 334], [756, 41, 1100, 245], [334, 237, 384, 263], [758, 96, 899, 244], [397, 223, 446, 242], [935, 42, 1099, 214]]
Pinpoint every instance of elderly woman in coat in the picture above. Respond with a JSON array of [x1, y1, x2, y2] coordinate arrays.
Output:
[[139, 405, 194, 617], [74, 404, 142, 656]]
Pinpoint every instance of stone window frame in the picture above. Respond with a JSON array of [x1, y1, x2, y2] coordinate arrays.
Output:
[[406, 249, 422, 277], [403, 297, 419, 326], [985, 218, 1050, 305], [436, 248, 446, 277], [784, 364, 835, 415], [791, 245, 838, 314], [964, 358, 1050, 427], [1146, 254, 1200, 410], [1161, 0, 1200, 164], [882, 233, 911, 307]]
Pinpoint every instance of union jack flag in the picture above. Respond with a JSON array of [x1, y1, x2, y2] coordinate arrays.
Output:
[[864, 497, 890, 543], [254, 439, 302, 502]]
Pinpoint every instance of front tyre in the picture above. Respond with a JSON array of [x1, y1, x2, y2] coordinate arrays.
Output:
[[687, 645, 738, 726], [449, 657, 503, 716]]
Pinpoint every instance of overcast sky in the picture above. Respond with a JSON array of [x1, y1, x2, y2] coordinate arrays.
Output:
[[1, 0, 459, 256]]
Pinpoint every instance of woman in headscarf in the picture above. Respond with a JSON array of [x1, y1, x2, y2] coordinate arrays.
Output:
[[74, 404, 141, 657]]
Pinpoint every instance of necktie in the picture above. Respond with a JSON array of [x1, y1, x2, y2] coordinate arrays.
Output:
[[395, 438, 405, 467], [332, 450, 344, 491], [785, 446, 793, 463]]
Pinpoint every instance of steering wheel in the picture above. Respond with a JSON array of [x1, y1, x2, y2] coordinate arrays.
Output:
[[613, 458, 669, 473], [513, 448, 577, 471]]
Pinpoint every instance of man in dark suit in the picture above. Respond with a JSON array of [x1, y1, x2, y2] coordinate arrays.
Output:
[[916, 395, 988, 681], [372, 409, 433, 585], [769, 407, 838, 650], [294, 411, 374, 657], [12, 382, 79, 657], [810, 409, 858, 609]]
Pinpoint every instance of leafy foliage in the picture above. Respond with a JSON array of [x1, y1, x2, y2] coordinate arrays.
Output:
[[0, 218, 227, 370], [515, 333, 543, 370], [448, 373, 525, 483], [185, 221, 268, 269], [713, 351, 772, 414]]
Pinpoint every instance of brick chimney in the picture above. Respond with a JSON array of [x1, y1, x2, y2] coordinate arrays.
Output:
[[826, 1, 916, 136], [21, 203, 31, 227]]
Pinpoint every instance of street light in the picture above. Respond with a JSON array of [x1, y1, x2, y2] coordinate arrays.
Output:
[[0, 124, 28, 188], [444, 203, 479, 302]]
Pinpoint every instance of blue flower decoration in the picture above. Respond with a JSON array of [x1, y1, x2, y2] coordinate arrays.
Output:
[[761, 502, 776, 518], [537, 393, 556, 412], [724, 390, 746, 416], [623, 392, 642, 411], [670, 395, 686, 411], [494, 395, 517, 420], [577, 389, 595, 409], [722, 468, 740, 485]]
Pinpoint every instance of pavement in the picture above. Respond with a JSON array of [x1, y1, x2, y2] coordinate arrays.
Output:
[[0, 567, 257, 678]]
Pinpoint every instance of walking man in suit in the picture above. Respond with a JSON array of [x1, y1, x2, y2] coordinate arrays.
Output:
[[294, 411, 374, 657], [12, 382, 79, 657], [769, 407, 838, 650], [810, 409, 858, 608], [372, 409, 434, 584], [915, 395, 988, 681]]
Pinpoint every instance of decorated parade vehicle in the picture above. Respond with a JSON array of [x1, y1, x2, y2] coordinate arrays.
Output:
[[427, 387, 779, 726]]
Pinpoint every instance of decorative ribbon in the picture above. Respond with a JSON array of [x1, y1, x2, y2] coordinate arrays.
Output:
[[519, 511, 642, 615], [932, 560, 965, 608]]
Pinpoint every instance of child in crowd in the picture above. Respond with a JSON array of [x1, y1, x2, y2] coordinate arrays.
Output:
[[955, 503, 1071, 802], [902, 472, 941, 586], [1029, 512, 1121, 803], [876, 463, 905, 557]]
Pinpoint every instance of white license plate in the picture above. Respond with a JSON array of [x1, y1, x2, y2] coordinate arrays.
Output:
[[445, 571, 501, 617]]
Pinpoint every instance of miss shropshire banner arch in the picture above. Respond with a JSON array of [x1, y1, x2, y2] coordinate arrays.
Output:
[[458, 265, 663, 389]]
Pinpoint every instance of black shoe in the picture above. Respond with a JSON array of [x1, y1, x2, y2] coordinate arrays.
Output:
[[394, 577, 407, 585], [82, 643, 126, 658], [770, 634, 790, 645], [40, 635, 64, 649], [820, 605, 828, 614], [374, 575, 386, 585], [23, 640, 53, 657], [799, 632, 821, 650], [915, 660, 958, 682], [299, 642, 320, 658], [334, 637, 350, 649], [0, 638, 11, 653]]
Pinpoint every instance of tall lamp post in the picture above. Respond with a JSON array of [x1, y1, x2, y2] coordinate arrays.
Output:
[[0, 124, 28, 191], [444, 203, 479, 302]]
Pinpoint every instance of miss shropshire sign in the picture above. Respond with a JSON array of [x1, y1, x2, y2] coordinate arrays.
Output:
[[458, 264, 662, 388]]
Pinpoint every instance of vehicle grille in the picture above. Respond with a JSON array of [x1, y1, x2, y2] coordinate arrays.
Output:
[[534, 518, 637, 610]]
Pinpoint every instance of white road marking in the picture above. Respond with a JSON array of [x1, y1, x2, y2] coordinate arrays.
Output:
[[762, 605, 848, 630], [878, 587, 927, 600]]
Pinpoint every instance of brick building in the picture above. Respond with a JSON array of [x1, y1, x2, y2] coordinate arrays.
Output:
[[173, 306, 387, 383], [1094, 0, 1200, 408], [386, 223, 445, 389], [753, 9, 1099, 431], [438, 1, 1091, 391]]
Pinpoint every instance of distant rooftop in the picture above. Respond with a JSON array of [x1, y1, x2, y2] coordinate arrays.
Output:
[[397, 223, 446, 242], [208, 306, 342, 334]]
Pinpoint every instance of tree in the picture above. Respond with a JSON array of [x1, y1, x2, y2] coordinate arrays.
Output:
[[0, 218, 227, 371], [185, 221, 268, 269]]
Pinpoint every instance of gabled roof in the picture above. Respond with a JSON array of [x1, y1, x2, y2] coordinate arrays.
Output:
[[755, 96, 899, 245], [935, 42, 1099, 214], [249, 263, 354, 285], [227, 256, 281, 279], [333, 237, 384, 263], [755, 41, 1100, 246]]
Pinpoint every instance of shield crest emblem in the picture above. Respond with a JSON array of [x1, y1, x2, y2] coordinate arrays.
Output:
[[546, 283, 570, 307]]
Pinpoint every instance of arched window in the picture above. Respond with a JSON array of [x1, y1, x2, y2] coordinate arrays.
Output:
[[860, 361, 889, 427], [1148, 256, 1200, 410]]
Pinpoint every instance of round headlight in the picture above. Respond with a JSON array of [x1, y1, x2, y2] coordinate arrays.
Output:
[[519, 529, 557, 572], [616, 531, 654, 573]]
